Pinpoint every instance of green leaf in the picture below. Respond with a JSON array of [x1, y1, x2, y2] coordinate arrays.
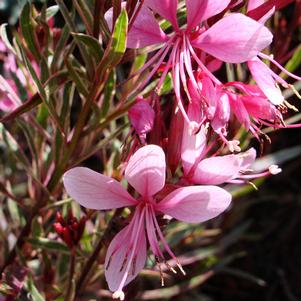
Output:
[[27, 237, 70, 254], [0, 123, 31, 169], [107, 8, 128, 64], [72, 33, 103, 63], [19, 44, 65, 135], [25, 275, 45, 301], [20, 3, 41, 62], [159, 73, 173, 95], [65, 58, 89, 96], [101, 71, 116, 118], [95, 9, 128, 88]]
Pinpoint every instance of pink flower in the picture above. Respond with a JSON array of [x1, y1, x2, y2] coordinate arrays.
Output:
[[225, 82, 283, 138], [181, 125, 281, 186], [63, 145, 231, 299], [106, 1, 272, 128]]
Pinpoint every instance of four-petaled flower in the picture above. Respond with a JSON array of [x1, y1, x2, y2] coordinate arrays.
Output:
[[63, 145, 231, 300]]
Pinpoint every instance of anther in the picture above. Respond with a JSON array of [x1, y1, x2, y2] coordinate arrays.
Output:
[[176, 260, 186, 276], [164, 261, 177, 274], [158, 262, 165, 287]]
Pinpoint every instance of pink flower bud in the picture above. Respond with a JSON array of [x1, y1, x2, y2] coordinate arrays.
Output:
[[128, 97, 155, 142]]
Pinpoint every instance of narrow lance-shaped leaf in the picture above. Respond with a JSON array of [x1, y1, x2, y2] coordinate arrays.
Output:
[[71, 33, 104, 64], [18, 43, 65, 135], [20, 3, 41, 62], [101, 8, 128, 69], [101, 70, 116, 118]]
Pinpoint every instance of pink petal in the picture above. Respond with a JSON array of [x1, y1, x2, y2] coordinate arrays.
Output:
[[63, 167, 137, 210], [230, 94, 251, 130], [157, 186, 231, 223], [105, 5, 168, 48], [127, 5, 169, 48], [125, 145, 166, 197], [241, 95, 278, 121], [248, 57, 284, 105], [104, 222, 147, 292], [240, 148, 256, 169], [192, 13, 273, 63], [186, 0, 231, 30], [211, 92, 230, 134], [192, 155, 242, 185], [181, 103, 207, 175], [144, 0, 178, 29]]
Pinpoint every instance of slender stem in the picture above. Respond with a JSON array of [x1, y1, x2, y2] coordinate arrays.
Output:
[[93, 0, 102, 38], [75, 208, 123, 296], [66, 248, 76, 301]]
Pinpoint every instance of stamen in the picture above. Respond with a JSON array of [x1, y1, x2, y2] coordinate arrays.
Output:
[[150, 207, 186, 275], [259, 52, 301, 82], [156, 259, 165, 286], [284, 100, 298, 112], [290, 84, 301, 100], [176, 261, 186, 276], [114, 207, 146, 297], [186, 37, 221, 85], [247, 181, 258, 190], [164, 261, 177, 274]]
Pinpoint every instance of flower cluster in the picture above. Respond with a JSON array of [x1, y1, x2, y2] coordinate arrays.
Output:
[[61, 1, 300, 299]]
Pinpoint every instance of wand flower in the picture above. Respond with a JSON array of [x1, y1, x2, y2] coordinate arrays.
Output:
[[106, 0, 272, 131], [63, 145, 231, 300]]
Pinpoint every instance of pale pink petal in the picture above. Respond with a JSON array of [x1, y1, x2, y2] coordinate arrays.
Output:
[[192, 155, 242, 185], [186, 0, 231, 30], [181, 103, 207, 175], [248, 57, 284, 105], [240, 148, 256, 169], [211, 92, 230, 134], [105, 5, 168, 48], [63, 167, 137, 210], [104, 222, 147, 292], [125, 145, 166, 197], [192, 14, 273, 63], [144, 0, 178, 29], [127, 5, 169, 48], [157, 186, 231, 223]]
